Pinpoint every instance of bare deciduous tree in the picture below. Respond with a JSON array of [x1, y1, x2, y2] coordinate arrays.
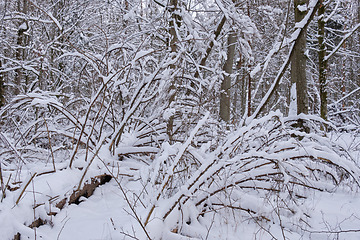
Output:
[[291, 0, 309, 115]]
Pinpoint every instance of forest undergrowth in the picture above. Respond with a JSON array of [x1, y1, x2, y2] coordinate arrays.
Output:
[[1, 1, 360, 239], [1, 93, 360, 239]]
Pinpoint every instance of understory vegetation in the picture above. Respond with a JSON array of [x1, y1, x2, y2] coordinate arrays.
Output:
[[0, 0, 360, 239]]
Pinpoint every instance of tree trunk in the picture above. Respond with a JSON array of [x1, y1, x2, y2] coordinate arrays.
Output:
[[318, 0, 327, 120], [14, 0, 28, 95], [0, 60, 5, 107], [166, 0, 181, 142], [220, 31, 237, 122], [291, 0, 309, 115]]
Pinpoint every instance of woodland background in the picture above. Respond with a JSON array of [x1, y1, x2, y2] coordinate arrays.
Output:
[[0, 0, 360, 239]]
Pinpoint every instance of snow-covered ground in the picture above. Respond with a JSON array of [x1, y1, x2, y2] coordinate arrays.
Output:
[[1, 122, 360, 240], [1, 160, 360, 239]]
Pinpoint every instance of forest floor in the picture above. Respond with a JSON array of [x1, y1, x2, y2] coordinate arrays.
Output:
[[1, 132, 360, 240]]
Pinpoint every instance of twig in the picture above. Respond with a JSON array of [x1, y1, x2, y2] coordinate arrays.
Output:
[[16, 172, 37, 205], [119, 230, 140, 240], [0, 163, 5, 201], [57, 218, 70, 240], [303, 228, 360, 234], [204, 212, 216, 240]]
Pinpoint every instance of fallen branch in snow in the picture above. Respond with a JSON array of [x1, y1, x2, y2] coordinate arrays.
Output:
[[13, 232, 21, 240], [296, 222, 360, 237], [69, 173, 112, 205], [306, 229, 360, 234], [28, 218, 46, 229]]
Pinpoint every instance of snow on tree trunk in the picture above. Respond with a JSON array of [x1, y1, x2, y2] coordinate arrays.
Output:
[[220, 31, 237, 123], [291, 0, 309, 115]]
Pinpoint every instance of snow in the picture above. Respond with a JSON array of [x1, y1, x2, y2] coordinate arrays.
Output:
[[289, 83, 297, 116], [1, 125, 360, 239], [305, 191, 360, 240], [19, 22, 28, 31], [163, 108, 176, 121], [124, 9, 136, 21], [1, 0, 360, 237], [38, 184, 132, 240], [134, 49, 154, 62], [297, 4, 308, 12]]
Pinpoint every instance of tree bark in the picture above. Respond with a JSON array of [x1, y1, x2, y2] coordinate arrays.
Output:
[[0, 60, 5, 107], [318, 0, 327, 120], [14, 0, 28, 95], [168, 0, 180, 56], [291, 0, 309, 115], [220, 31, 237, 122], [166, 0, 181, 142]]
